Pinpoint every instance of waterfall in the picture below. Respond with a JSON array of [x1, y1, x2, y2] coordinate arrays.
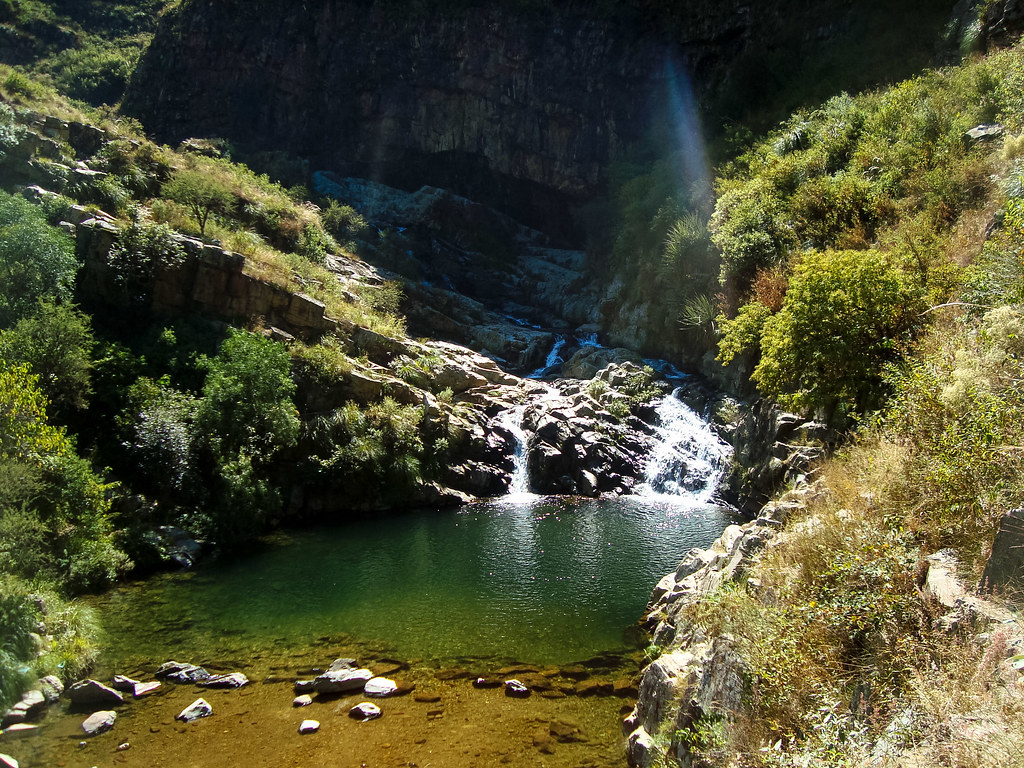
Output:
[[495, 405, 534, 499], [527, 336, 568, 379], [637, 389, 732, 503]]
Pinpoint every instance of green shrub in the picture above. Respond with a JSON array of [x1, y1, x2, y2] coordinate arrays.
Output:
[[106, 212, 186, 307], [46, 40, 139, 105], [0, 301, 94, 419], [119, 376, 199, 499], [321, 199, 369, 247], [306, 397, 424, 502], [0, 362, 128, 592], [0, 190, 78, 327], [196, 329, 299, 460], [162, 167, 236, 236], [752, 250, 926, 420], [710, 179, 794, 288], [717, 301, 772, 366]]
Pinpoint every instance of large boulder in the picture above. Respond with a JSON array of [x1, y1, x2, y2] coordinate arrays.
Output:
[[981, 508, 1024, 593], [313, 667, 373, 695], [67, 680, 124, 708]]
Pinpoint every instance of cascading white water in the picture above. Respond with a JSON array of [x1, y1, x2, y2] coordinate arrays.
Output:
[[495, 404, 533, 498], [637, 388, 732, 503], [527, 336, 568, 379]]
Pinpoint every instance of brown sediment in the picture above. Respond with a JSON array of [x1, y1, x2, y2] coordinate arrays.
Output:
[[17, 652, 637, 768]]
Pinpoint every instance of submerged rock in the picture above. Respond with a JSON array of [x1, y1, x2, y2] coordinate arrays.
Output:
[[81, 710, 116, 736], [1, 690, 46, 727], [156, 661, 211, 684], [198, 672, 249, 689], [313, 667, 372, 694], [298, 719, 320, 734], [504, 679, 530, 698], [0, 753, 18, 768], [473, 676, 503, 689], [364, 677, 398, 697], [0, 724, 38, 739], [293, 694, 313, 707], [176, 698, 213, 722], [68, 680, 124, 708]]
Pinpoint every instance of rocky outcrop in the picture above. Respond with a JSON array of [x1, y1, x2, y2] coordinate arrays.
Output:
[[712, 398, 833, 516], [75, 218, 338, 341], [980, 0, 1024, 49], [123, 1, 680, 241], [522, 375, 657, 497], [626, 488, 816, 767], [980, 508, 1024, 593]]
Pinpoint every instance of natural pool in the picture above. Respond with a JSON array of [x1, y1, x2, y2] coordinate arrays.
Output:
[[17, 495, 734, 768], [88, 495, 735, 669]]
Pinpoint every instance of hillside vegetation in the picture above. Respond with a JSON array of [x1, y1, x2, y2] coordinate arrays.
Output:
[[0, 66, 449, 710], [655, 38, 1024, 768]]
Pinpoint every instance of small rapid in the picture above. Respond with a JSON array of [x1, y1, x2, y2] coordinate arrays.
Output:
[[636, 388, 732, 503], [527, 335, 568, 378]]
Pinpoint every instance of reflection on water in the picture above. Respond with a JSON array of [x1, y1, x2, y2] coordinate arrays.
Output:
[[90, 497, 734, 668]]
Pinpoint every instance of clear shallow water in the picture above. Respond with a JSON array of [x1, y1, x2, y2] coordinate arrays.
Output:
[[89, 496, 734, 668]]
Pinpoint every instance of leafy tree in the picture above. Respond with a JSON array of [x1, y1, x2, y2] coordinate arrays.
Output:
[[752, 250, 925, 420], [193, 330, 299, 546], [0, 362, 128, 592], [0, 190, 78, 327], [162, 168, 235, 235], [119, 376, 199, 500], [717, 301, 772, 366], [0, 301, 94, 419], [196, 329, 299, 459]]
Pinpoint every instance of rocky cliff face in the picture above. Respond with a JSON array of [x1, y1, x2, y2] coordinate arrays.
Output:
[[125, 0, 687, 241], [125, 0, 942, 242]]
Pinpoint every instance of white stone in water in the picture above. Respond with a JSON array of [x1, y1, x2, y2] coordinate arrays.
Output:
[[349, 702, 381, 721], [197, 672, 249, 689], [175, 698, 213, 722], [111, 675, 139, 692], [2, 724, 39, 739], [0, 753, 19, 768], [293, 694, 313, 707], [298, 719, 320, 734], [313, 667, 372, 694], [81, 710, 116, 736], [133, 681, 161, 697], [364, 677, 398, 697]]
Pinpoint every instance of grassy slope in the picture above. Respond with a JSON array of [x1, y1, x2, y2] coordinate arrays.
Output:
[[675, 40, 1024, 768]]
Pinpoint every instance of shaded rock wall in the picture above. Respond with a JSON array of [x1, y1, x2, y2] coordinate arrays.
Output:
[[124, 0, 687, 241]]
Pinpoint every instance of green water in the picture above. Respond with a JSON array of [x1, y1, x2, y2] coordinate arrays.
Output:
[[90, 496, 733, 668]]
